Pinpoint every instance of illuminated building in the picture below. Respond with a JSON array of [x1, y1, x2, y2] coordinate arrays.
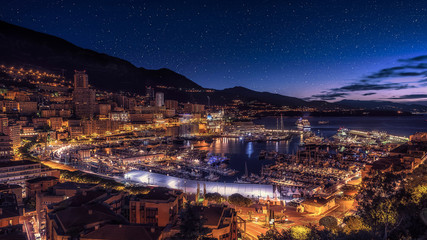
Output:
[[82, 119, 121, 135], [179, 123, 199, 137], [129, 113, 155, 123], [164, 109, 176, 117], [145, 86, 154, 101], [98, 103, 112, 116], [0, 117, 8, 134], [0, 184, 23, 205], [190, 205, 238, 240], [299, 196, 336, 215], [166, 126, 179, 137], [5, 124, 21, 149], [2, 101, 19, 113], [0, 160, 41, 184], [18, 101, 38, 115], [45, 189, 128, 240], [46, 202, 124, 240], [128, 188, 184, 227], [69, 126, 83, 139], [26, 176, 59, 198], [410, 132, 427, 142], [155, 92, 164, 107], [183, 103, 205, 113], [41, 109, 57, 118], [165, 100, 178, 109], [0, 192, 20, 228], [109, 111, 130, 122], [114, 94, 136, 110], [0, 134, 13, 162], [32, 118, 48, 129], [58, 109, 72, 118], [72, 71, 96, 119], [48, 117, 63, 131], [74, 70, 88, 88], [80, 224, 161, 240], [207, 110, 225, 133]]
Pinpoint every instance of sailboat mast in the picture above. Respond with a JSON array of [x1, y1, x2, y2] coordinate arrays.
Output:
[[280, 114, 284, 131]]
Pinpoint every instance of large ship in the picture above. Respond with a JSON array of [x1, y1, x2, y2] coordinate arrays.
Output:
[[295, 118, 311, 130]]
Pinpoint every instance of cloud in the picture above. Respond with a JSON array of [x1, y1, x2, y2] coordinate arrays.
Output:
[[312, 54, 427, 101], [387, 94, 427, 99], [365, 66, 427, 80], [400, 55, 427, 62], [332, 83, 413, 92], [310, 92, 348, 101]]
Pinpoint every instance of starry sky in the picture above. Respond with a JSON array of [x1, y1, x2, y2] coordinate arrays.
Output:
[[1, 0, 427, 103]]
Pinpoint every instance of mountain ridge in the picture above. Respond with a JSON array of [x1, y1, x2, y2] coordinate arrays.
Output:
[[336, 100, 427, 112], [0, 20, 202, 91]]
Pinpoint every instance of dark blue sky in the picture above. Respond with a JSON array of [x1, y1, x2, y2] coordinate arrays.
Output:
[[1, 0, 427, 102]]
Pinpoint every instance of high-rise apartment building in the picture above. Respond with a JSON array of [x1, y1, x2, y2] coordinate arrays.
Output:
[[0, 134, 13, 162], [155, 92, 164, 107], [72, 71, 96, 119], [74, 71, 89, 88], [165, 100, 179, 110]]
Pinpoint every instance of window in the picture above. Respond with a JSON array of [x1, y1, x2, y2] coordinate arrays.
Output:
[[145, 208, 158, 224]]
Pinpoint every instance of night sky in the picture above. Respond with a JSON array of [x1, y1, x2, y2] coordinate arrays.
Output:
[[1, 0, 427, 103]]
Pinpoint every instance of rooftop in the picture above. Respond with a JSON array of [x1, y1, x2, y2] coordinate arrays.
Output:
[[0, 184, 21, 191], [0, 160, 40, 168], [53, 203, 124, 236], [53, 181, 97, 190], [132, 188, 182, 202], [0, 193, 19, 219], [302, 196, 335, 207], [81, 224, 161, 240], [191, 205, 225, 227], [54, 189, 107, 208], [0, 225, 27, 240], [26, 176, 58, 184]]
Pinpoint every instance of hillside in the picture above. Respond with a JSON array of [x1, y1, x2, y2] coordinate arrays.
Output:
[[336, 100, 427, 112], [0, 20, 202, 92]]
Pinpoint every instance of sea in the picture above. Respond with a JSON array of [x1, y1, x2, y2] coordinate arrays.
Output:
[[198, 115, 427, 182]]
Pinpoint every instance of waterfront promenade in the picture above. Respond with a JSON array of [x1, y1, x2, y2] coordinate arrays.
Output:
[[124, 170, 275, 198]]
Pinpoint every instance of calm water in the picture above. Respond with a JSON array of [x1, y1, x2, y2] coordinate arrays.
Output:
[[201, 115, 427, 182], [256, 115, 427, 138]]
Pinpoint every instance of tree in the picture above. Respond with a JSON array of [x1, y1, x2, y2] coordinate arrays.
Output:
[[319, 216, 338, 230], [289, 226, 311, 240], [228, 193, 252, 207], [258, 229, 290, 240], [205, 192, 223, 203], [342, 216, 369, 234], [172, 204, 214, 240]]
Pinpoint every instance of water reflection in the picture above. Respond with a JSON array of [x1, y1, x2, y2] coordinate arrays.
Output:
[[204, 137, 301, 181], [246, 142, 253, 158]]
